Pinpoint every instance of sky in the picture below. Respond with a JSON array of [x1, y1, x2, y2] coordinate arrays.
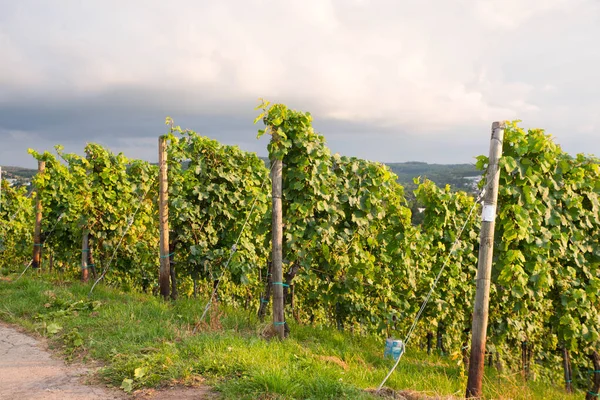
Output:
[[1, 0, 599, 168]]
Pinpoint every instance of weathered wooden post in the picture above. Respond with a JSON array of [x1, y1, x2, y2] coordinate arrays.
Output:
[[562, 346, 572, 393], [587, 352, 600, 400], [169, 238, 177, 300], [466, 122, 505, 398], [271, 131, 285, 339], [81, 231, 89, 282], [258, 261, 273, 321], [88, 236, 97, 278], [158, 136, 171, 300], [32, 160, 45, 270]]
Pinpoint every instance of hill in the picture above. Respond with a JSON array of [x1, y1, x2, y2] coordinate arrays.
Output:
[[1, 166, 37, 179], [386, 161, 481, 196], [260, 158, 481, 196], [1, 161, 482, 195]]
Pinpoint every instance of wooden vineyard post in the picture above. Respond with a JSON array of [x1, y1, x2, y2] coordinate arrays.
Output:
[[466, 122, 505, 399], [587, 351, 600, 400], [169, 239, 177, 300], [562, 346, 573, 393], [258, 261, 273, 321], [32, 160, 45, 270], [81, 231, 89, 282], [271, 131, 285, 339], [158, 136, 171, 300], [88, 238, 97, 279]]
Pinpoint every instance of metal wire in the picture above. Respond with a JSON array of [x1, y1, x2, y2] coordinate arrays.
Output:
[[88, 178, 157, 296], [194, 163, 274, 331], [377, 188, 485, 391], [14, 212, 64, 282]]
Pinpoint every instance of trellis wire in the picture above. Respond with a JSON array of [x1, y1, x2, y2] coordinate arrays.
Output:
[[194, 162, 275, 332], [14, 212, 65, 282], [89, 177, 157, 296], [377, 187, 486, 391]]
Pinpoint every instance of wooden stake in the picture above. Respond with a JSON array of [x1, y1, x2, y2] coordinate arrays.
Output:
[[32, 160, 45, 270], [88, 236, 97, 279], [158, 136, 171, 300], [169, 240, 177, 300], [587, 351, 600, 400], [258, 261, 273, 321], [466, 122, 505, 399], [563, 346, 573, 393], [81, 231, 89, 282], [271, 132, 285, 339], [283, 262, 300, 337]]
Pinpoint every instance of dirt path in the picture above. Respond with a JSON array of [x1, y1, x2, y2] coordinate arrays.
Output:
[[0, 323, 125, 399], [0, 323, 216, 400]]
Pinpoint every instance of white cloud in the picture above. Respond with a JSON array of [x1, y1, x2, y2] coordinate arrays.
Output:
[[0, 0, 599, 164], [471, 0, 574, 30]]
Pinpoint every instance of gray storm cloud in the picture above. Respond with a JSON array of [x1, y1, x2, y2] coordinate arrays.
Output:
[[1, 0, 599, 167]]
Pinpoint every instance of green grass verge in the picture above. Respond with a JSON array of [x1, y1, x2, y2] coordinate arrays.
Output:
[[0, 276, 581, 399]]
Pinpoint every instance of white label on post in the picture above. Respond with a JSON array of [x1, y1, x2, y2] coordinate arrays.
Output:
[[482, 204, 496, 222]]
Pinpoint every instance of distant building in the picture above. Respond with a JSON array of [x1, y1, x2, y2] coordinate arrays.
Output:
[[463, 175, 482, 191], [1, 177, 28, 187]]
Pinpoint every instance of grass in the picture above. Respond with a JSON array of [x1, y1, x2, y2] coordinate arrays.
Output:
[[0, 275, 583, 399]]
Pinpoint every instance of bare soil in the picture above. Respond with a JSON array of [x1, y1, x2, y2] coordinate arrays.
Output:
[[0, 323, 217, 399]]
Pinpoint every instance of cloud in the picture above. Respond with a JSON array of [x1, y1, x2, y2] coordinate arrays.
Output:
[[471, 0, 575, 30], [0, 0, 599, 167]]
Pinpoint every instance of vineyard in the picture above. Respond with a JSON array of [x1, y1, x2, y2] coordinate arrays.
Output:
[[1, 101, 599, 399]]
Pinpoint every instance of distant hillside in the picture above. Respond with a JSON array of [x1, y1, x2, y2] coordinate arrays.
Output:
[[1, 166, 37, 179], [386, 161, 481, 195], [261, 158, 480, 196], [2, 161, 482, 196]]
